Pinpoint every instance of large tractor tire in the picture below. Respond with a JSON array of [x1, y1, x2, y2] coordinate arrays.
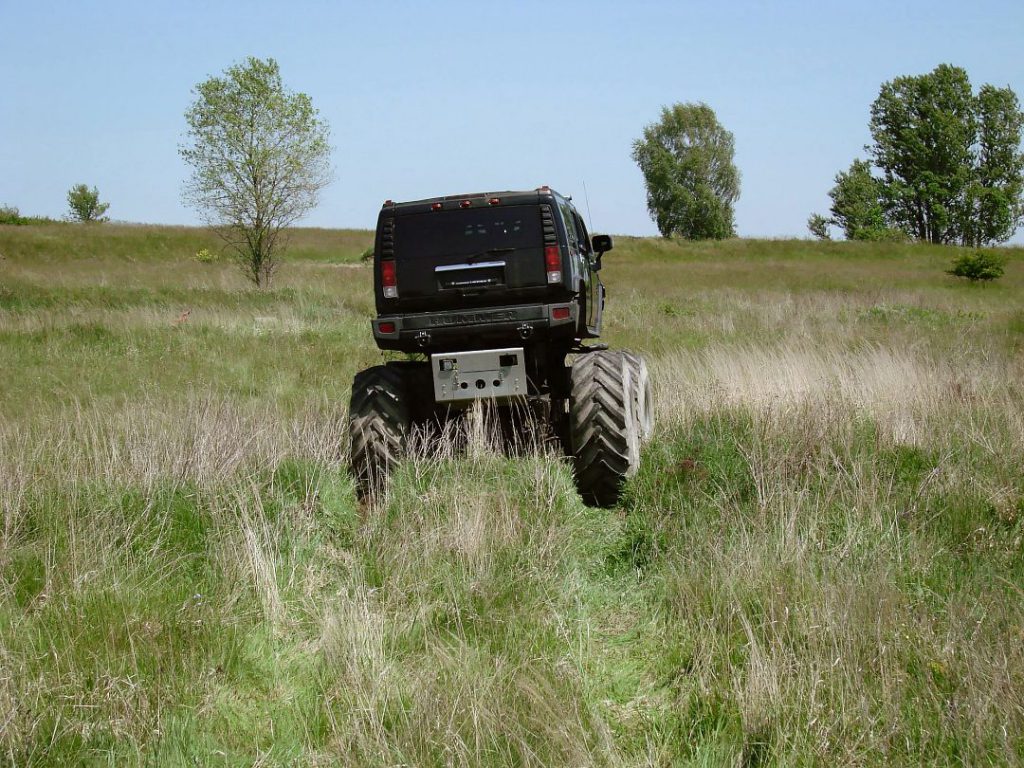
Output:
[[348, 364, 411, 499], [622, 351, 654, 443], [569, 350, 640, 507]]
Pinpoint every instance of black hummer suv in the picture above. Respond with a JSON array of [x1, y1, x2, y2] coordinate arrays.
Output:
[[349, 186, 652, 506]]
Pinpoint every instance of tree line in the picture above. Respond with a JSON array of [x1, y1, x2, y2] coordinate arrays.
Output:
[[638, 64, 1023, 248], [2, 184, 111, 225], [809, 64, 1024, 247], [6, 60, 1020, 287]]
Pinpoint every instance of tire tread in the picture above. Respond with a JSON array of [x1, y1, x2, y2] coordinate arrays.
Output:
[[569, 350, 639, 507]]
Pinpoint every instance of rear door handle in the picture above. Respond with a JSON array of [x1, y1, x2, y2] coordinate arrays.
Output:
[[434, 261, 506, 273]]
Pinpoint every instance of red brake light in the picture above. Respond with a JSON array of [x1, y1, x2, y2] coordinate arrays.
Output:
[[545, 245, 562, 284], [378, 321, 396, 334], [488, 197, 500, 205], [544, 245, 560, 270], [460, 200, 472, 208], [380, 260, 398, 298], [552, 307, 570, 321], [431, 202, 443, 211]]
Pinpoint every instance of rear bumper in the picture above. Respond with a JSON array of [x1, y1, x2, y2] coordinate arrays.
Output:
[[372, 302, 577, 352]]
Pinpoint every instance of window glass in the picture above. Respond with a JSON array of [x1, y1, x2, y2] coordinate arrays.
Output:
[[574, 212, 592, 255], [395, 205, 542, 259], [559, 203, 579, 248]]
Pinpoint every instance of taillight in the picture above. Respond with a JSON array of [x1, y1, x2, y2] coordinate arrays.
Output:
[[381, 260, 398, 298], [545, 245, 561, 284], [552, 307, 570, 321], [378, 321, 396, 334]]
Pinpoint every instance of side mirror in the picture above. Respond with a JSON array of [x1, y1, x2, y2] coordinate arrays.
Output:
[[591, 234, 613, 255]]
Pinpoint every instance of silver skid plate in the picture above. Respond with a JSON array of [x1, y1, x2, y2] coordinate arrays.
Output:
[[431, 347, 526, 403]]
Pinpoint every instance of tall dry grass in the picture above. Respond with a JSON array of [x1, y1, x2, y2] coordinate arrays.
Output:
[[617, 340, 1024, 764]]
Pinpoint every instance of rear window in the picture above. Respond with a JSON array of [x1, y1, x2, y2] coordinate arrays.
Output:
[[394, 205, 542, 260]]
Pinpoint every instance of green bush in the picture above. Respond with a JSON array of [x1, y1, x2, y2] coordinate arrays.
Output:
[[194, 248, 218, 264], [1, 204, 23, 225], [861, 225, 909, 243], [947, 250, 1006, 282], [806, 213, 831, 241], [359, 246, 374, 262], [66, 184, 110, 223], [0, 205, 58, 226]]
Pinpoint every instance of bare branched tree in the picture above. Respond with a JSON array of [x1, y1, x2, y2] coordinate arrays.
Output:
[[180, 57, 331, 287]]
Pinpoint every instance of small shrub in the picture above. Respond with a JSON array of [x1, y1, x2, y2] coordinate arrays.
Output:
[[66, 184, 110, 223], [0, 206, 57, 226], [359, 246, 375, 262], [807, 213, 831, 241], [873, 226, 910, 243], [947, 250, 1006, 283], [0, 204, 23, 225], [194, 248, 218, 264], [850, 224, 908, 242]]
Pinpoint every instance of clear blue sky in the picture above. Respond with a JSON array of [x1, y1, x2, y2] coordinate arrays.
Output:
[[2, 0, 1023, 239]]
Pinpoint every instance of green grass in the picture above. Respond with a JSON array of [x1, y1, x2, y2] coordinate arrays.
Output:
[[1, 223, 1023, 765], [0, 222, 372, 264]]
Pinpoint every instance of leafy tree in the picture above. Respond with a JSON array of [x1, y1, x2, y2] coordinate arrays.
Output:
[[867, 64, 1023, 245], [947, 250, 1005, 282], [809, 160, 905, 241], [964, 85, 1024, 246], [827, 159, 892, 240], [869, 64, 975, 244], [180, 57, 331, 287], [632, 102, 740, 239], [829, 160, 884, 239], [66, 184, 110, 223]]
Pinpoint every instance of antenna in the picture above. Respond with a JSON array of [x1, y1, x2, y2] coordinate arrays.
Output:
[[582, 179, 594, 231]]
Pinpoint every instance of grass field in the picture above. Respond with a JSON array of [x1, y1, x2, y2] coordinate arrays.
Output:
[[1, 222, 1023, 765]]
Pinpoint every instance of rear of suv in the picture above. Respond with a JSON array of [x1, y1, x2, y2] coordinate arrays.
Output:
[[349, 186, 652, 507], [371, 187, 606, 353]]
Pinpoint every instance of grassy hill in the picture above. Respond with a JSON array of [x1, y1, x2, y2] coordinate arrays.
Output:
[[1, 223, 1023, 765]]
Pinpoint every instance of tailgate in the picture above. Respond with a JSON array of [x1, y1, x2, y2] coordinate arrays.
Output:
[[390, 204, 550, 310]]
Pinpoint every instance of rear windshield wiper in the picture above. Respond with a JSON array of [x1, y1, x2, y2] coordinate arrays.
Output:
[[465, 246, 516, 264]]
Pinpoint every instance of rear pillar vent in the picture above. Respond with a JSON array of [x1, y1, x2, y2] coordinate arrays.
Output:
[[381, 217, 395, 259], [540, 205, 556, 246]]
